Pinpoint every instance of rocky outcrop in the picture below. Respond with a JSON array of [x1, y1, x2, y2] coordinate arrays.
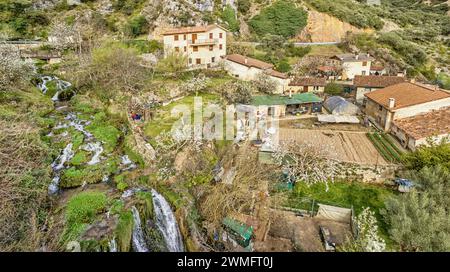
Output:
[[296, 9, 373, 43], [143, 0, 217, 39]]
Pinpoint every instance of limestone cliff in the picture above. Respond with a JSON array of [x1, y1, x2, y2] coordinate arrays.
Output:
[[296, 9, 373, 43]]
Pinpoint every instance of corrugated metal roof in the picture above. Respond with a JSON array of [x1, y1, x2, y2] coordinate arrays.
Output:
[[223, 217, 253, 241], [251, 93, 323, 106]]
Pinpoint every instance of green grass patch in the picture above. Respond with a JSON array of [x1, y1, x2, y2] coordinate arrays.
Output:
[[62, 191, 107, 244], [144, 93, 220, 139]]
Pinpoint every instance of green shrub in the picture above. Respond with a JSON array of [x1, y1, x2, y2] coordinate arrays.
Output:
[[123, 16, 148, 37], [221, 5, 240, 32], [249, 0, 308, 38], [238, 0, 251, 14], [324, 82, 344, 95], [275, 59, 291, 73]]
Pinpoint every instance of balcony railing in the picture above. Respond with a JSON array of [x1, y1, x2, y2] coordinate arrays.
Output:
[[188, 38, 218, 45]]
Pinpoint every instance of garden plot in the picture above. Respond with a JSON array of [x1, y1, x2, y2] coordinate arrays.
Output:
[[279, 128, 389, 165], [268, 209, 351, 252]]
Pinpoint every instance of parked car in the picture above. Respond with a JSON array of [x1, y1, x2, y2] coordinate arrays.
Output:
[[319, 226, 336, 252]]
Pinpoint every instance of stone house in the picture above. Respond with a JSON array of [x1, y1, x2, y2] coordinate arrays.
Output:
[[162, 24, 227, 67], [364, 82, 450, 131], [333, 53, 374, 80], [288, 77, 327, 94], [353, 75, 406, 104], [223, 54, 289, 94], [390, 107, 450, 150]]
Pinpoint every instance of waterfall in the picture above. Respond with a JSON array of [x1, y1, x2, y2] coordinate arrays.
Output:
[[131, 206, 149, 252], [109, 238, 118, 252], [151, 189, 184, 252], [37, 75, 72, 101], [82, 142, 103, 165], [48, 143, 74, 195]]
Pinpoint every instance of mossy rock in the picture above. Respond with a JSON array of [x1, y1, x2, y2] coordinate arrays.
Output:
[[70, 130, 84, 150], [115, 210, 134, 252], [145, 226, 167, 252], [58, 88, 76, 101], [86, 123, 120, 153], [61, 191, 107, 246], [60, 167, 103, 188], [136, 191, 154, 221], [80, 239, 110, 252], [70, 151, 89, 166]]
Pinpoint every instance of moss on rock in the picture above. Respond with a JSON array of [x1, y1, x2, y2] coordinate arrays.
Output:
[[115, 210, 134, 252]]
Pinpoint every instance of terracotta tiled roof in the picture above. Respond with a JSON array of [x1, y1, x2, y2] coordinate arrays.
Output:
[[289, 77, 327, 86], [162, 24, 226, 35], [269, 70, 288, 79], [365, 82, 450, 110], [318, 66, 337, 72], [370, 65, 385, 71], [393, 107, 450, 140], [224, 54, 274, 70], [354, 75, 406, 88], [334, 53, 374, 62]]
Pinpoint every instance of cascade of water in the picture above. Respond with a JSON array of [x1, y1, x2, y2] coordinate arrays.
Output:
[[82, 142, 103, 165], [131, 206, 149, 252], [151, 189, 184, 252], [109, 238, 118, 252]]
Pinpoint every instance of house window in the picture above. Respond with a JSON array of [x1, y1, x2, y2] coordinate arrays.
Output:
[[219, 44, 223, 50], [219, 32, 223, 39], [209, 33, 213, 39], [174, 35, 179, 41], [196, 58, 201, 64], [379, 105, 383, 111], [175, 47, 179, 52], [183, 34, 186, 40], [362, 61, 367, 66], [211, 57, 215, 63], [193, 46, 198, 52], [313, 86, 319, 91], [189, 58, 192, 64], [184, 46, 187, 52], [209, 45, 213, 51], [362, 71, 366, 75]]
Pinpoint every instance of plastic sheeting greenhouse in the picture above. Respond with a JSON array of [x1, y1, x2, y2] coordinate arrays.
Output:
[[324, 96, 360, 115]]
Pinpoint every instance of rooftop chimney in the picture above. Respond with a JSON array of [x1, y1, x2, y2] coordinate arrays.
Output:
[[355, 54, 359, 60], [244, 57, 248, 64], [388, 98, 395, 109]]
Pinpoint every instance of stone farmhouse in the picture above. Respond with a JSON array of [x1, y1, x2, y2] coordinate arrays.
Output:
[[162, 24, 227, 68], [353, 75, 406, 104], [223, 54, 289, 94], [333, 53, 374, 80]]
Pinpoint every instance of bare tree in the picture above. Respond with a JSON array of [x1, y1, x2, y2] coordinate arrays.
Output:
[[272, 140, 339, 190]]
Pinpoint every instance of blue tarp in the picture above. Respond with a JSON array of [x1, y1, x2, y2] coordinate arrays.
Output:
[[394, 178, 414, 188]]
